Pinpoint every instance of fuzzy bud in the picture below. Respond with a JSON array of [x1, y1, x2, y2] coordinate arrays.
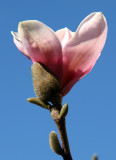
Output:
[[92, 154, 98, 160], [60, 103, 68, 119], [31, 62, 62, 105], [49, 131, 63, 155]]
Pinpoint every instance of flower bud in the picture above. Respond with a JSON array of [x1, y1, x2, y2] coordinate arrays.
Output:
[[60, 103, 68, 119], [92, 154, 98, 160], [31, 62, 62, 105], [49, 131, 63, 155]]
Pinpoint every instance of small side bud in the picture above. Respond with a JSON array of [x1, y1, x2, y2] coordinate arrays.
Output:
[[31, 62, 62, 106], [49, 131, 63, 155], [60, 103, 68, 119], [92, 154, 98, 160], [27, 97, 50, 110]]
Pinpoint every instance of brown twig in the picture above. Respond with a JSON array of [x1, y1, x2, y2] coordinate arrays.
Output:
[[51, 108, 72, 160]]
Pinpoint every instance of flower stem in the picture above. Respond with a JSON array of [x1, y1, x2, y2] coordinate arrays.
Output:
[[51, 107, 72, 160]]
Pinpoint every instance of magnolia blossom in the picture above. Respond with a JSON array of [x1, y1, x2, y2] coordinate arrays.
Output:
[[11, 12, 107, 96]]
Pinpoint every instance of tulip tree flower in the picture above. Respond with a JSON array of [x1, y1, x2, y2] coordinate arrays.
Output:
[[11, 12, 107, 97], [11, 12, 107, 160]]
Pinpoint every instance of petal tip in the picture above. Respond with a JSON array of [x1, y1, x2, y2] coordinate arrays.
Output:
[[95, 12, 107, 22], [18, 21, 28, 32], [101, 12, 107, 23], [11, 31, 15, 37], [11, 31, 21, 41], [18, 21, 25, 31]]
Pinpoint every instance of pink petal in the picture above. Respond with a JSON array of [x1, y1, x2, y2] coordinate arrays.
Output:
[[11, 32, 30, 59], [14, 21, 63, 81], [56, 28, 74, 48], [61, 12, 107, 96]]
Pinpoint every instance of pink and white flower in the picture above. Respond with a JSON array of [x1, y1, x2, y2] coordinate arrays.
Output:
[[11, 12, 107, 96]]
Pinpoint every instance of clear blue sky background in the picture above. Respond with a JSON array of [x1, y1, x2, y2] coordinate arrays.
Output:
[[0, 0, 115, 160]]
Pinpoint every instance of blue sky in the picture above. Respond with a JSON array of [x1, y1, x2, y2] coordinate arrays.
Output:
[[0, 0, 116, 160]]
